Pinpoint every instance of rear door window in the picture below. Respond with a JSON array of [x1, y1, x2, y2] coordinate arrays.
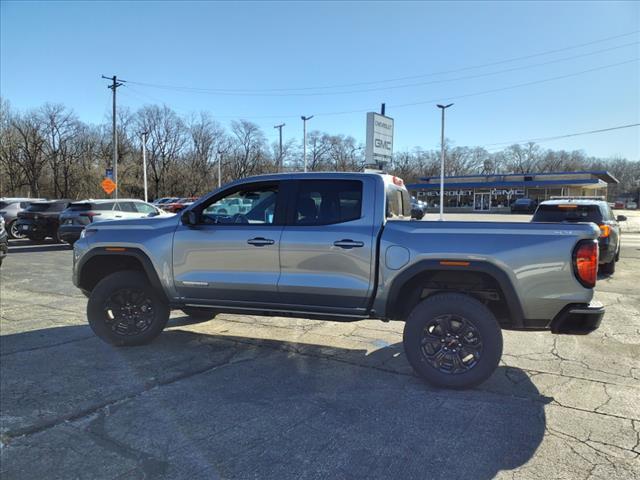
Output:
[[28, 203, 53, 212], [292, 180, 363, 226], [532, 204, 603, 223], [116, 201, 137, 212], [134, 202, 157, 214]]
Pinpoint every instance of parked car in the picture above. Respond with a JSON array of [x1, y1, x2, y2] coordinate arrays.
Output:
[[0, 216, 8, 267], [626, 201, 638, 210], [161, 197, 198, 213], [532, 199, 626, 274], [58, 199, 168, 245], [510, 198, 537, 213], [15, 200, 70, 242], [0, 198, 46, 239], [152, 197, 179, 206], [73, 172, 604, 390]]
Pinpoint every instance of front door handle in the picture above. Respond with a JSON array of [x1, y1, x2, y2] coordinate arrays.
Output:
[[247, 237, 275, 247], [333, 239, 364, 249]]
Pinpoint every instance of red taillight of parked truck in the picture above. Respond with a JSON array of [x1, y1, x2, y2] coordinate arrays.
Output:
[[572, 240, 598, 288]]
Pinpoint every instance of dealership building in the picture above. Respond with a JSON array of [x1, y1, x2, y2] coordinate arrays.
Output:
[[406, 170, 619, 212]]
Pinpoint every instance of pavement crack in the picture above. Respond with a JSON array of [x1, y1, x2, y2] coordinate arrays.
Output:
[[0, 335, 95, 357], [2, 347, 256, 443]]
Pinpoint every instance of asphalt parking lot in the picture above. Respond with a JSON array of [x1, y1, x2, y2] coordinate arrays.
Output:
[[1, 228, 639, 479]]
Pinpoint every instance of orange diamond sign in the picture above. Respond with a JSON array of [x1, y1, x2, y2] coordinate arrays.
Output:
[[101, 178, 116, 195]]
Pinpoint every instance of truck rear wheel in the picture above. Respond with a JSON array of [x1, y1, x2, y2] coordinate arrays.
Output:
[[403, 292, 503, 389], [87, 270, 169, 346]]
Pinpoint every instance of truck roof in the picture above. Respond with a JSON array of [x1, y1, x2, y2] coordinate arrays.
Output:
[[227, 171, 406, 187], [540, 199, 608, 207]]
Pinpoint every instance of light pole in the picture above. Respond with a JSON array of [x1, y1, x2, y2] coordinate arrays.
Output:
[[217, 149, 223, 188], [436, 103, 453, 221], [274, 123, 285, 172], [141, 131, 149, 202], [301, 115, 313, 172]]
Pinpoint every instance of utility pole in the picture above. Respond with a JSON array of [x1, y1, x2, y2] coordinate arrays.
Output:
[[301, 115, 313, 172], [102, 75, 124, 199], [436, 103, 453, 221], [274, 123, 285, 172], [141, 131, 149, 202]]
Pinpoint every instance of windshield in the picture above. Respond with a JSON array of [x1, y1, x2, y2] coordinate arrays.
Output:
[[532, 204, 603, 223]]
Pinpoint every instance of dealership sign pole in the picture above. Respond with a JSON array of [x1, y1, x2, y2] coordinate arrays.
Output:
[[437, 103, 453, 221]]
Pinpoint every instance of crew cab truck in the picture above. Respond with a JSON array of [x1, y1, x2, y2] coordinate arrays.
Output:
[[73, 173, 604, 389]]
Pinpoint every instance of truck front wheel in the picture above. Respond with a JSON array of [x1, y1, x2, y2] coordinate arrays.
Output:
[[403, 293, 503, 389], [87, 270, 170, 346]]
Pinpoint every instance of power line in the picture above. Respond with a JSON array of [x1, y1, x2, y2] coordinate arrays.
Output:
[[115, 58, 639, 120], [316, 58, 640, 117], [124, 42, 638, 97], [123, 30, 639, 94], [482, 123, 640, 149]]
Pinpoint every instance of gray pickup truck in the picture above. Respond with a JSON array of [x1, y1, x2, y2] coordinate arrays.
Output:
[[73, 172, 604, 389]]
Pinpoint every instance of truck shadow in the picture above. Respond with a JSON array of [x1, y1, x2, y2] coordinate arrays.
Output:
[[1, 323, 550, 480]]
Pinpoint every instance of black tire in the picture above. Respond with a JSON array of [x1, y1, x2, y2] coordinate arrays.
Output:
[[8, 221, 26, 240], [181, 307, 217, 321], [87, 270, 169, 346], [600, 259, 615, 275], [403, 292, 503, 389]]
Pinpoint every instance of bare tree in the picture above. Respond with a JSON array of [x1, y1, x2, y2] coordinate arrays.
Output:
[[136, 105, 187, 198]]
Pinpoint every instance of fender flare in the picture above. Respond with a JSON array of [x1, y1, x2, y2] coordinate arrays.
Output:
[[77, 247, 167, 301], [385, 259, 525, 327]]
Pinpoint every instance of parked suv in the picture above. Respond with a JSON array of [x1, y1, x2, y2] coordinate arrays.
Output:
[[0, 198, 46, 239], [15, 200, 70, 242], [532, 199, 626, 274], [510, 198, 537, 213], [59, 199, 167, 245]]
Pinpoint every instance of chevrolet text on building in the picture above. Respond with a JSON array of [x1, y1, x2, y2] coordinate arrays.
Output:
[[365, 112, 394, 168], [408, 171, 618, 212]]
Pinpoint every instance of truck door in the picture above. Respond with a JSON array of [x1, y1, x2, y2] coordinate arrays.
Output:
[[172, 181, 284, 304], [277, 178, 377, 311]]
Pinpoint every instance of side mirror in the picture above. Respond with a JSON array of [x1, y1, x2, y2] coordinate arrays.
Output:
[[616, 215, 627, 222], [148, 210, 160, 217], [182, 210, 199, 226]]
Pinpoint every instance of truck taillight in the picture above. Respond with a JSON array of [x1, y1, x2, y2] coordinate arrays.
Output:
[[573, 240, 598, 288], [392, 176, 404, 186], [598, 225, 610, 238]]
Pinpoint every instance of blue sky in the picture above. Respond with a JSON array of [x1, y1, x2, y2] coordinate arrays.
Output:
[[1, 1, 639, 159]]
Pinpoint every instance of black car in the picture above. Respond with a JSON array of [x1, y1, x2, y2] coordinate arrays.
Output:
[[15, 200, 70, 242], [0, 217, 8, 267], [531, 199, 626, 274], [510, 198, 537, 213]]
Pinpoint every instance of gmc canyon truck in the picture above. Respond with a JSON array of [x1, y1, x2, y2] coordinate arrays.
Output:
[[73, 173, 604, 389]]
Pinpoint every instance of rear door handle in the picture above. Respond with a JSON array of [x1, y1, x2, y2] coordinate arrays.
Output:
[[333, 239, 364, 249], [247, 237, 275, 247]]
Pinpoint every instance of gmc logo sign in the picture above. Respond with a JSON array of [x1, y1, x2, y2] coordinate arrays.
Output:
[[375, 139, 392, 150]]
